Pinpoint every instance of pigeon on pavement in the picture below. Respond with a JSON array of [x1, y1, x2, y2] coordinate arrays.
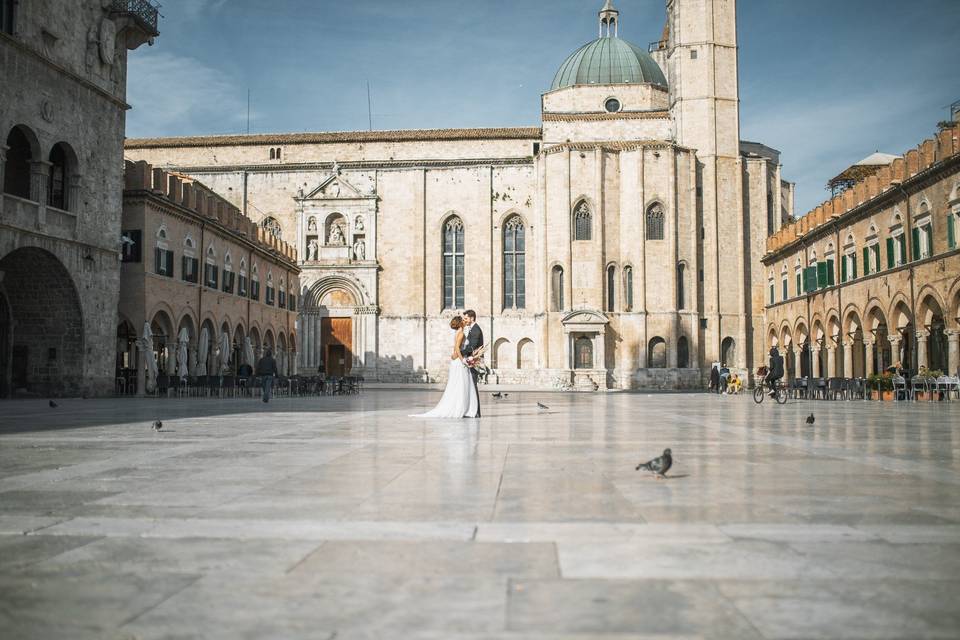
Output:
[[48, 400, 58, 408], [805, 413, 815, 425], [492, 392, 503, 399], [152, 420, 163, 432], [636, 448, 673, 478], [537, 402, 549, 410]]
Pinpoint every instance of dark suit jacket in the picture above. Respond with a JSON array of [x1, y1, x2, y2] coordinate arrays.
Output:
[[460, 323, 484, 358]]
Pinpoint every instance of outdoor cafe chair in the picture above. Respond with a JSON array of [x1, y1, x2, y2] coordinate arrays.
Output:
[[911, 376, 931, 402], [892, 375, 911, 402], [826, 377, 845, 400]]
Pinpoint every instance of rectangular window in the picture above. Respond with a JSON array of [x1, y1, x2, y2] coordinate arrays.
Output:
[[781, 279, 788, 301], [443, 220, 465, 309], [923, 224, 932, 258], [841, 256, 847, 283], [625, 267, 634, 310], [803, 266, 818, 293], [288, 294, 296, 312], [872, 244, 881, 273], [796, 272, 801, 296], [899, 235, 907, 265], [817, 261, 827, 288], [121, 230, 142, 263], [250, 280, 260, 301], [238, 275, 248, 297], [222, 271, 235, 294], [278, 290, 286, 309], [769, 283, 774, 305], [826, 259, 835, 286], [851, 255, 857, 279], [182, 257, 199, 283], [265, 287, 275, 306], [886, 237, 895, 268], [154, 248, 174, 277], [948, 214, 957, 249], [862, 247, 870, 276], [204, 263, 219, 289], [911, 227, 920, 260]]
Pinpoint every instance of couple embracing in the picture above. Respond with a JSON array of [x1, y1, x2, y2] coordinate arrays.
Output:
[[412, 310, 484, 419]]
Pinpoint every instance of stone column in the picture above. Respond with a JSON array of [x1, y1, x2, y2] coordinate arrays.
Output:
[[946, 330, 960, 377], [563, 333, 571, 370], [810, 346, 821, 378], [826, 345, 837, 378], [916, 330, 930, 370], [887, 335, 902, 369], [864, 340, 875, 377], [30, 160, 51, 203], [843, 341, 854, 378], [794, 347, 804, 379]]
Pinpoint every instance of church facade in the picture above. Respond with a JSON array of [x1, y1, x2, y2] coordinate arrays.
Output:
[[125, 0, 792, 390]]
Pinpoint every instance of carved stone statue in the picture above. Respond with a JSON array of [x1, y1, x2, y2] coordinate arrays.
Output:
[[353, 239, 366, 261], [307, 217, 317, 232], [307, 239, 318, 261], [355, 215, 365, 231], [328, 223, 345, 245]]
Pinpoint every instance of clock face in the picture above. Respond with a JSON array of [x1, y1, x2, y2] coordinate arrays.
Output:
[[99, 19, 116, 65]]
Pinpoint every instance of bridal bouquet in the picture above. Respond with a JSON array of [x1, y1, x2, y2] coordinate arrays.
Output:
[[465, 344, 489, 375]]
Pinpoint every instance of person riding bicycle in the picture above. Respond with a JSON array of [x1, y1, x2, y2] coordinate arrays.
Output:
[[766, 347, 784, 397]]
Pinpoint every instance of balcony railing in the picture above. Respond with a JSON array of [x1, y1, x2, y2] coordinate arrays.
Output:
[[648, 39, 667, 53], [110, 0, 161, 35]]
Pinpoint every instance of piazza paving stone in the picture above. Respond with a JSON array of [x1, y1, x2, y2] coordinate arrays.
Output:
[[0, 390, 958, 638]]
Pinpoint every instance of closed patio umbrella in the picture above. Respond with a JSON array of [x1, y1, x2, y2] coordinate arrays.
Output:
[[176, 328, 189, 378], [141, 321, 158, 394], [219, 331, 231, 374], [197, 326, 209, 376], [244, 337, 255, 367]]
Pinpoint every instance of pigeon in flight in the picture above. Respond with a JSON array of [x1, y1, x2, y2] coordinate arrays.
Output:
[[48, 400, 58, 408], [805, 413, 815, 425], [152, 420, 163, 432], [636, 448, 673, 478], [537, 402, 549, 410]]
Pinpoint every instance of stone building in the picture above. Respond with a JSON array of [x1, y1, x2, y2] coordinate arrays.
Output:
[[0, 0, 157, 397], [761, 124, 960, 380], [118, 161, 300, 394], [125, 0, 793, 390]]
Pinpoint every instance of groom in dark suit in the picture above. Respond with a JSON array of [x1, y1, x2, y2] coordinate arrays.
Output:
[[460, 310, 484, 417]]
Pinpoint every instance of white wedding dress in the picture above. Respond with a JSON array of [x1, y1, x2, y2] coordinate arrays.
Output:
[[411, 358, 479, 419]]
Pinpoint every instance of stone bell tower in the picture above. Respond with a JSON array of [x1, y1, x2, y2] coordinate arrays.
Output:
[[663, 0, 748, 370]]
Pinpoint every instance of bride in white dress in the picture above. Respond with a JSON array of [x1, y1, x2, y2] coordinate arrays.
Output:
[[411, 315, 479, 418]]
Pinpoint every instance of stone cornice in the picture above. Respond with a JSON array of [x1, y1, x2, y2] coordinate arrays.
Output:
[[125, 127, 543, 149], [124, 190, 300, 272], [541, 140, 693, 155], [170, 157, 536, 174], [542, 110, 669, 122]]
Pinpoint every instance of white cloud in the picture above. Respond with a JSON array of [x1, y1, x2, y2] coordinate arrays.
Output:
[[126, 52, 250, 138]]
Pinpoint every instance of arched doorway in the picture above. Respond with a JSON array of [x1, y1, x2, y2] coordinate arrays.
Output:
[[720, 337, 736, 367], [677, 336, 689, 368], [919, 294, 948, 372], [0, 247, 84, 396], [151, 311, 175, 377], [303, 276, 370, 377], [3, 125, 38, 199], [891, 301, 913, 371], [648, 337, 667, 369]]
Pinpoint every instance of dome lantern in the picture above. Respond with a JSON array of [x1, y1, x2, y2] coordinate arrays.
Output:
[[599, 0, 619, 38]]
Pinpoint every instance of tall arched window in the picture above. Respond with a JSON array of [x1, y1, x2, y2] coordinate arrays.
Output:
[[551, 265, 564, 311], [646, 203, 664, 240], [573, 201, 591, 240], [623, 266, 634, 311], [502, 216, 525, 309], [677, 263, 686, 309], [606, 265, 616, 312], [443, 217, 465, 309], [648, 337, 667, 368], [4, 126, 33, 199]]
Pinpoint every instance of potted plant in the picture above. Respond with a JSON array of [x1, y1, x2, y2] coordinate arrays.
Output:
[[867, 372, 894, 400]]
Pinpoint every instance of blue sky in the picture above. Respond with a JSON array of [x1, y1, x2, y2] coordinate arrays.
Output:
[[126, 0, 960, 217]]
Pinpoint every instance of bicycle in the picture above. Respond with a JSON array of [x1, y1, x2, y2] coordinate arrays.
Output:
[[753, 377, 787, 404]]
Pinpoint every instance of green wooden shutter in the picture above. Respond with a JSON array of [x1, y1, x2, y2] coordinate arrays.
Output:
[[804, 266, 818, 292], [840, 257, 847, 283], [862, 247, 870, 276], [796, 272, 801, 295], [851, 255, 857, 279], [900, 236, 907, 264], [769, 283, 774, 304], [886, 237, 895, 268], [949, 214, 956, 249], [816, 261, 827, 288], [782, 279, 788, 300], [826, 259, 835, 286], [874, 245, 881, 272], [911, 227, 920, 260]]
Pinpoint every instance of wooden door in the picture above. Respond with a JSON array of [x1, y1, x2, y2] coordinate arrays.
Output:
[[321, 318, 352, 376]]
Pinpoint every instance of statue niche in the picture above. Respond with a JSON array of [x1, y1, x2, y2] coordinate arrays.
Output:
[[325, 213, 347, 246]]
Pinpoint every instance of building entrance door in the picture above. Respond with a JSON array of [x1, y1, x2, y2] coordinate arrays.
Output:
[[322, 317, 352, 376]]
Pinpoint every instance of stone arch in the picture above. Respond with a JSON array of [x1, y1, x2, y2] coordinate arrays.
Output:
[[263, 329, 276, 353], [916, 287, 947, 327], [842, 306, 866, 377], [645, 201, 665, 240], [767, 325, 779, 348], [149, 309, 176, 376], [307, 274, 369, 310], [517, 338, 535, 370], [0, 247, 84, 396], [720, 336, 736, 366], [493, 337, 511, 369], [917, 291, 948, 372], [948, 277, 960, 329], [248, 326, 262, 355], [572, 198, 593, 241], [888, 295, 913, 330], [778, 325, 793, 349], [648, 336, 667, 368], [865, 303, 891, 374], [3, 124, 41, 199], [197, 317, 217, 376]]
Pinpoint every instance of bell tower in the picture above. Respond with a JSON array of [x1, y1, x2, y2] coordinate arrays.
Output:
[[665, 0, 748, 369]]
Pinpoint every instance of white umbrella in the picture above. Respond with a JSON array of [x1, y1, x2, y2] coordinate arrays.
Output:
[[197, 326, 209, 376], [219, 331, 231, 374], [244, 337, 255, 367], [141, 321, 158, 394], [176, 328, 189, 378]]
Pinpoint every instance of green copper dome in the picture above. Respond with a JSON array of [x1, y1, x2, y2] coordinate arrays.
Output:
[[551, 36, 667, 91]]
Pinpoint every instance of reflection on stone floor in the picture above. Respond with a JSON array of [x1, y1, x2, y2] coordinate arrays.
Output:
[[0, 391, 958, 639]]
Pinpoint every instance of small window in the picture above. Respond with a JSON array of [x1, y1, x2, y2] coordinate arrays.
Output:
[[606, 265, 616, 312], [690, 49, 698, 60], [551, 265, 564, 312], [532, 142, 540, 156], [604, 98, 621, 113], [624, 266, 634, 311], [269, 148, 275, 160], [646, 203, 665, 240]]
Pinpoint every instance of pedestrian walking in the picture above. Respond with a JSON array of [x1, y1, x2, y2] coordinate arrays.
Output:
[[256, 348, 278, 403]]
